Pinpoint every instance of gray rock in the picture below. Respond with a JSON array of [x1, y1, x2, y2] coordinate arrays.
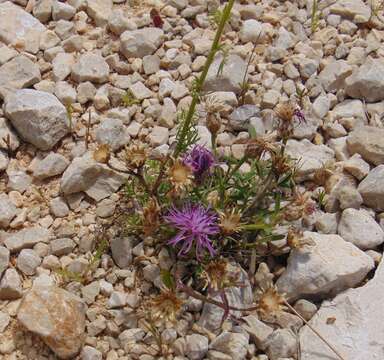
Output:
[[0, 193, 17, 229], [91, 121, 124, 146], [265, 329, 297, 360], [0, 55, 41, 97], [60, 152, 126, 201], [347, 126, 384, 165], [293, 299, 317, 321], [185, 334, 209, 360], [52, 1, 75, 21], [338, 208, 384, 249], [108, 9, 137, 35], [0, 1, 46, 54], [17, 249, 41, 275], [81, 345, 102, 360], [4, 226, 51, 253], [54, 81, 77, 104], [358, 165, 384, 211], [86, 0, 113, 26], [50, 238, 75, 256], [285, 139, 335, 182], [229, 105, 260, 131], [17, 285, 86, 359], [0, 150, 9, 171], [120, 28, 164, 59], [329, 99, 366, 126], [72, 52, 110, 84], [300, 254, 384, 359], [33, 0, 53, 23], [241, 314, 273, 350], [209, 332, 248, 360], [7, 168, 31, 193], [111, 236, 133, 268], [343, 153, 370, 180], [33, 153, 69, 180], [52, 53, 75, 82], [50, 197, 70, 218], [107, 291, 126, 308], [276, 232, 374, 300], [330, 0, 371, 23], [345, 57, 384, 102], [0, 268, 22, 300], [81, 281, 100, 305], [0, 246, 10, 278], [318, 60, 352, 92], [204, 54, 247, 94], [239, 19, 263, 43], [4, 89, 70, 151]]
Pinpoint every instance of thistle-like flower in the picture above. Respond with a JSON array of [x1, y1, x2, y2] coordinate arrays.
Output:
[[183, 145, 215, 181], [219, 209, 243, 235], [125, 142, 148, 169], [200, 259, 240, 292], [255, 285, 287, 321], [287, 227, 316, 250], [142, 198, 161, 236], [168, 160, 193, 193], [275, 102, 306, 139], [149, 290, 183, 324], [164, 204, 220, 259]]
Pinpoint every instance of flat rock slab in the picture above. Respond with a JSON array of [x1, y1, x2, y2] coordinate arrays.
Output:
[[276, 232, 374, 301], [17, 285, 86, 359], [4, 89, 70, 151], [0, 1, 46, 54], [0, 55, 41, 98], [300, 256, 384, 360]]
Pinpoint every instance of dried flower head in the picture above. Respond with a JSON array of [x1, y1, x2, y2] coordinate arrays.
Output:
[[255, 285, 287, 320], [219, 209, 243, 235], [243, 136, 277, 159], [271, 152, 292, 175], [284, 191, 316, 221], [164, 204, 219, 259], [149, 290, 183, 324], [275, 102, 306, 139], [125, 142, 148, 168], [93, 144, 111, 164], [142, 198, 161, 236], [168, 160, 193, 193], [207, 190, 220, 207], [287, 228, 316, 250], [200, 259, 240, 292], [183, 145, 215, 181]]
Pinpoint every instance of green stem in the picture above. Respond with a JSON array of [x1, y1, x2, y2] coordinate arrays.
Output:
[[174, 0, 235, 156]]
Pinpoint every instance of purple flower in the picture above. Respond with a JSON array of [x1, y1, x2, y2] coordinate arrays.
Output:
[[165, 204, 220, 259], [293, 108, 306, 123], [183, 145, 215, 180]]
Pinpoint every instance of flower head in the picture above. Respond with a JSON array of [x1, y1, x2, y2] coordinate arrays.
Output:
[[125, 142, 148, 168], [200, 259, 240, 292], [168, 160, 193, 193], [183, 145, 215, 181], [219, 209, 243, 235], [255, 285, 287, 321], [148, 290, 183, 324], [165, 204, 220, 259]]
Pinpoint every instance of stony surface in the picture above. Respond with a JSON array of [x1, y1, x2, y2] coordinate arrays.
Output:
[[4, 89, 70, 150], [300, 254, 384, 359], [0, 1, 382, 359], [276, 232, 374, 300], [17, 285, 86, 359]]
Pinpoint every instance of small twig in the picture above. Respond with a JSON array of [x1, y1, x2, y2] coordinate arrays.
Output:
[[85, 108, 91, 150], [283, 299, 346, 360]]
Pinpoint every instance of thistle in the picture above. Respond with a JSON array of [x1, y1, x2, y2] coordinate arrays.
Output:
[[142, 198, 161, 236], [164, 204, 220, 259], [255, 285, 287, 321], [218, 209, 243, 235], [125, 142, 148, 169], [200, 258, 240, 292], [93, 144, 111, 164], [168, 160, 193, 193], [183, 145, 215, 181], [149, 290, 183, 324]]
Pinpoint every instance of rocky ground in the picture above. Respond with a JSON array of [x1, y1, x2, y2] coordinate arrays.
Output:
[[0, 0, 384, 359]]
